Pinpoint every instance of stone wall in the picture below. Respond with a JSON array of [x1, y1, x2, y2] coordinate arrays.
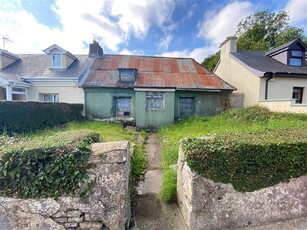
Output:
[[177, 143, 307, 230], [0, 141, 131, 230]]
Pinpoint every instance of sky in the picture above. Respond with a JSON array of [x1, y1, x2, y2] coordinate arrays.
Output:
[[0, 0, 306, 63]]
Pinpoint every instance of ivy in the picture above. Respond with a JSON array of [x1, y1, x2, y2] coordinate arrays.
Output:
[[0, 131, 99, 198], [182, 129, 307, 192]]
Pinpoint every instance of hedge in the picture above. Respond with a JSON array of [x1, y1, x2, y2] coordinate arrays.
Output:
[[182, 129, 307, 192], [0, 101, 84, 135], [0, 130, 99, 198]]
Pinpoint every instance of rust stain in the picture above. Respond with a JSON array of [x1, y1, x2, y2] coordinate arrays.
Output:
[[83, 54, 235, 90]]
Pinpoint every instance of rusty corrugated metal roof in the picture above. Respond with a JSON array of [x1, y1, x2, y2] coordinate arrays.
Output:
[[83, 54, 235, 90]]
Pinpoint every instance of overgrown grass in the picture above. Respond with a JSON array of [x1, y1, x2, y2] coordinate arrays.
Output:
[[130, 130, 147, 197], [158, 106, 307, 202]]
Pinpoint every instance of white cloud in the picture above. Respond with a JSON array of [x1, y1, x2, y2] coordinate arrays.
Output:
[[158, 34, 173, 50], [161, 45, 217, 63], [284, 0, 307, 25], [198, 1, 254, 44], [0, 0, 175, 54], [119, 48, 145, 55]]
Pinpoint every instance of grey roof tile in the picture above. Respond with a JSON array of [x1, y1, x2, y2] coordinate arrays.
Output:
[[0, 54, 91, 81], [231, 51, 307, 75]]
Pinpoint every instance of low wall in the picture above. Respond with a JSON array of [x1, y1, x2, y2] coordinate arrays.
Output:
[[177, 143, 307, 230], [0, 141, 131, 230], [258, 99, 307, 113]]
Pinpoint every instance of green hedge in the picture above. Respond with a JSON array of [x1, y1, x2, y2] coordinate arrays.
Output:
[[182, 129, 307, 192], [0, 130, 99, 198], [0, 101, 84, 135]]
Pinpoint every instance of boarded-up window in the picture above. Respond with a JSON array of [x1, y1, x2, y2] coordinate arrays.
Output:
[[116, 97, 131, 116], [180, 97, 194, 116], [146, 92, 164, 110]]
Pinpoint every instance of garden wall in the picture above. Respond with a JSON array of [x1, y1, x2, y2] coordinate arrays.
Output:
[[177, 143, 307, 230], [0, 141, 131, 230]]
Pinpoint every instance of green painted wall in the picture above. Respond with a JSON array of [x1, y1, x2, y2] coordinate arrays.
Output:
[[135, 91, 175, 129], [174, 91, 231, 119], [84, 88, 135, 119]]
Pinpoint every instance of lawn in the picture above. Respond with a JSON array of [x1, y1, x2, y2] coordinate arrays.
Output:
[[158, 106, 307, 202]]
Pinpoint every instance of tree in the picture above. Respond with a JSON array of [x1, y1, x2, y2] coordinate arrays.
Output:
[[201, 10, 306, 71], [236, 10, 289, 50], [201, 52, 219, 72]]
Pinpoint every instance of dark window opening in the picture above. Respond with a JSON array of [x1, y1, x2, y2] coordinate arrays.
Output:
[[180, 97, 194, 116], [118, 69, 137, 82], [116, 97, 131, 116], [292, 87, 304, 104]]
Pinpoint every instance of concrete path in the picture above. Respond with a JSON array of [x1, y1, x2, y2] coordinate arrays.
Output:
[[132, 133, 187, 230]]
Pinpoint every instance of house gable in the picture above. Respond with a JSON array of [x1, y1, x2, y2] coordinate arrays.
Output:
[[0, 49, 20, 69]]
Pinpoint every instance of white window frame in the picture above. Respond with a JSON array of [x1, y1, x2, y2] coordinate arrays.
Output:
[[10, 87, 27, 101], [51, 53, 62, 69], [146, 92, 164, 110], [42, 93, 59, 102]]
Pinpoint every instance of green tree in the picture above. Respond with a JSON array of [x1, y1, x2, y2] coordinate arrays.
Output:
[[236, 10, 289, 50], [201, 52, 219, 72], [201, 10, 306, 71]]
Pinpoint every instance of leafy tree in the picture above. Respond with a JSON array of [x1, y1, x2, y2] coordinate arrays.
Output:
[[201, 10, 306, 71], [236, 10, 289, 50], [201, 52, 219, 72], [275, 26, 307, 47]]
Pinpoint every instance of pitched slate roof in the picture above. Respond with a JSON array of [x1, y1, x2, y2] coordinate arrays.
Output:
[[83, 54, 235, 91], [231, 51, 307, 76], [0, 54, 91, 80]]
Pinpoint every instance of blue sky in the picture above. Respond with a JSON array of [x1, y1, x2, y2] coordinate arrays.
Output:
[[0, 0, 306, 62]]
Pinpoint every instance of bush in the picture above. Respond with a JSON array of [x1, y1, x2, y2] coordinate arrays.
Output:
[[0, 101, 83, 135], [0, 130, 99, 198], [182, 129, 307, 192]]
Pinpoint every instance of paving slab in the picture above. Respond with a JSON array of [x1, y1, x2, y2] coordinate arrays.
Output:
[[136, 170, 162, 195], [132, 133, 187, 230]]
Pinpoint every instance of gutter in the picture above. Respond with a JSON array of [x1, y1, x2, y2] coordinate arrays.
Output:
[[265, 72, 275, 100]]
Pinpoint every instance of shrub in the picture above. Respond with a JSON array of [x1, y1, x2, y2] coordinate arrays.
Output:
[[0, 130, 99, 198], [182, 129, 307, 192], [0, 101, 83, 135]]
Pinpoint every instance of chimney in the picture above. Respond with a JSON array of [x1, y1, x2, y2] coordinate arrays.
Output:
[[88, 38, 103, 58], [219, 36, 237, 60]]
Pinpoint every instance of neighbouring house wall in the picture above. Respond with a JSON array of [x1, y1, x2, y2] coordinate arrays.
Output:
[[0, 141, 131, 230], [215, 54, 262, 107], [174, 91, 231, 119], [266, 77, 307, 102], [135, 91, 175, 129], [27, 81, 84, 104], [177, 143, 307, 230], [0, 55, 17, 69], [84, 87, 135, 119]]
